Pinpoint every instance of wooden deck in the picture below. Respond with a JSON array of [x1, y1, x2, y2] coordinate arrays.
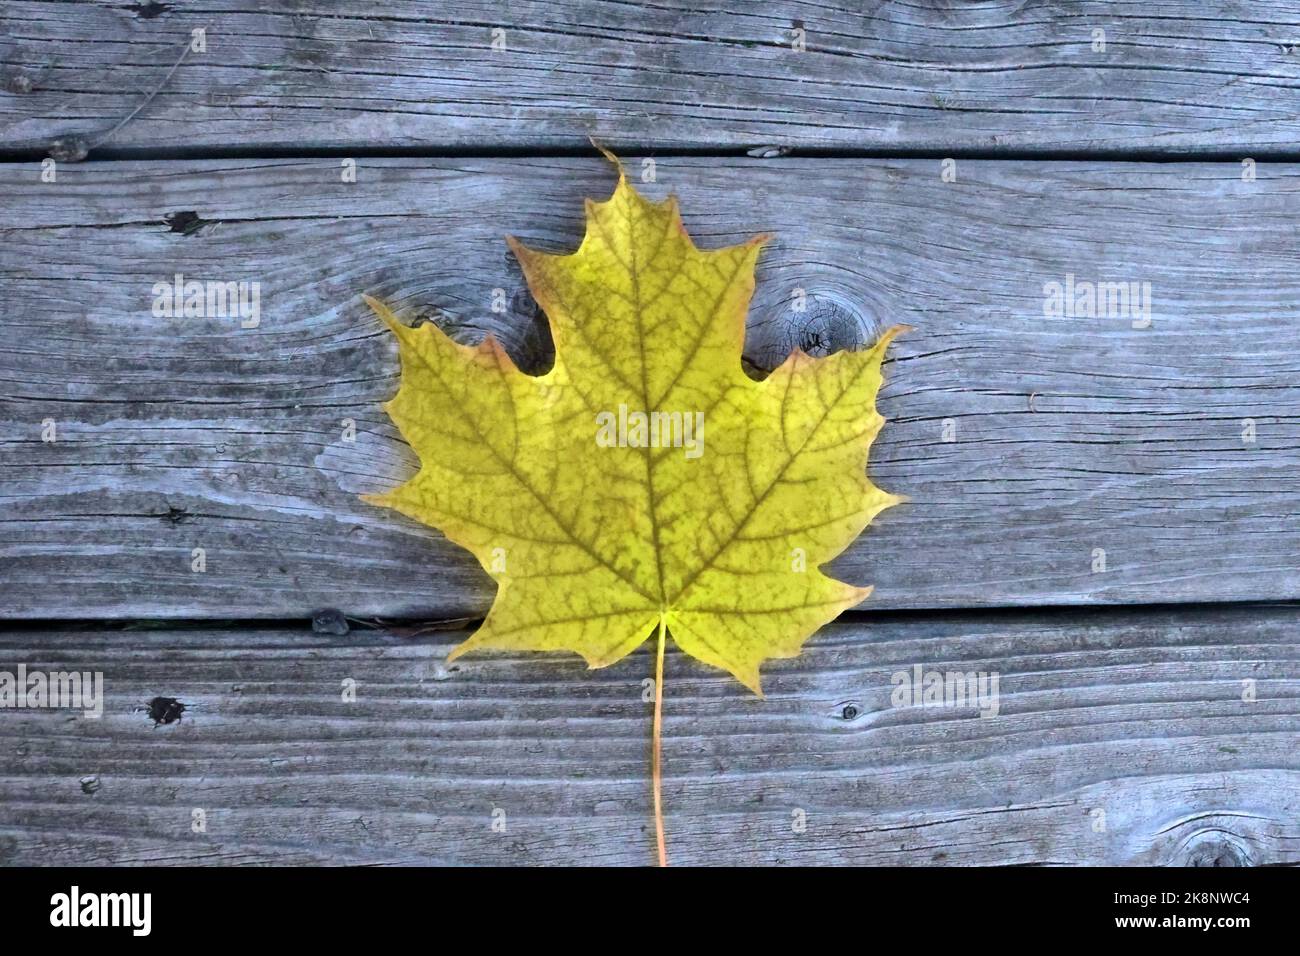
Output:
[[1, 1, 1298, 866]]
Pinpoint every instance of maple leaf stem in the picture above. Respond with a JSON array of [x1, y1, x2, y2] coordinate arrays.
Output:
[[652, 617, 668, 867]]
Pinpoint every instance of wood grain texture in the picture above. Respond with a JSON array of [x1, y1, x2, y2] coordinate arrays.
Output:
[[5, 1, 1300, 155], [3, 156, 1300, 619], [0, 606, 1296, 866]]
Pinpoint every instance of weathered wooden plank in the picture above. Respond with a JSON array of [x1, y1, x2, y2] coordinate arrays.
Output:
[[3, 157, 1299, 618], [0, 607, 1296, 865], [4, 1, 1300, 155]]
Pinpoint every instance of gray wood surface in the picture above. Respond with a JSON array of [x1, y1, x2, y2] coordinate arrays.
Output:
[[1, 607, 1296, 866], [3, 1, 1298, 870], [5, 1, 1300, 155], [3, 157, 1299, 619]]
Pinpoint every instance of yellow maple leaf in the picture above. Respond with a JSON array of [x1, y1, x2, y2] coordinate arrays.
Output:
[[365, 165, 904, 693], [364, 156, 904, 862]]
